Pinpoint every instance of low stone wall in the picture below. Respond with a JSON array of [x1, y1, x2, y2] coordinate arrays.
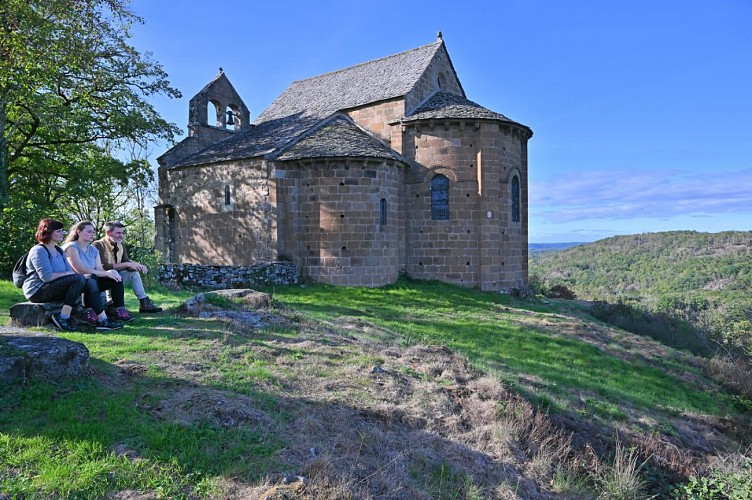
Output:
[[159, 262, 298, 289]]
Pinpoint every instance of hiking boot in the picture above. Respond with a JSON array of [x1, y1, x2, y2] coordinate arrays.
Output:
[[79, 308, 98, 327], [51, 313, 76, 332], [108, 305, 134, 322], [96, 318, 123, 330], [139, 296, 163, 313]]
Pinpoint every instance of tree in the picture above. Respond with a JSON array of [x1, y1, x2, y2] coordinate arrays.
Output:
[[0, 0, 181, 206]]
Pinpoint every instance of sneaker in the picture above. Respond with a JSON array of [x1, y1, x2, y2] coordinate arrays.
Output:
[[51, 313, 76, 332], [109, 306, 135, 322], [79, 308, 98, 327], [96, 318, 123, 330], [139, 296, 163, 313]]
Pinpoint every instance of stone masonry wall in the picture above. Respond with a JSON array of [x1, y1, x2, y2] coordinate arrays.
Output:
[[405, 46, 464, 114], [276, 158, 404, 287], [346, 99, 405, 148], [157, 159, 276, 265], [402, 120, 529, 291], [159, 262, 297, 288], [403, 122, 481, 287]]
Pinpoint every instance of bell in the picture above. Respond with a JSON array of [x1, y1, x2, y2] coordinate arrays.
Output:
[[226, 110, 235, 125]]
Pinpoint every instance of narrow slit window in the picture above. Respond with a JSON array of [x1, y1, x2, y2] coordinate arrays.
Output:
[[511, 175, 520, 222], [224, 185, 231, 206], [380, 198, 387, 226], [431, 174, 449, 220]]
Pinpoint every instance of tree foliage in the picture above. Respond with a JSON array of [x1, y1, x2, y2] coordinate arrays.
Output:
[[0, 0, 181, 272]]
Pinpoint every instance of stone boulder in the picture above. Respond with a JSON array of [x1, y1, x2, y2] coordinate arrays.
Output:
[[181, 289, 271, 315], [9, 301, 84, 327], [9, 301, 63, 327], [0, 327, 89, 384], [178, 289, 273, 329]]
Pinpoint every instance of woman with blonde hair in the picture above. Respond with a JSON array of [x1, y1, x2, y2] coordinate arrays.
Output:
[[63, 221, 129, 330], [21, 218, 87, 331]]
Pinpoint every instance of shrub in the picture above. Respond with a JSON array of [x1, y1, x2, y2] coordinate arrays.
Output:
[[509, 285, 534, 299], [590, 300, 713, 357], [544, 284, 577, 300], [128, 247, 163, 288], [673, 451, 752, 499]]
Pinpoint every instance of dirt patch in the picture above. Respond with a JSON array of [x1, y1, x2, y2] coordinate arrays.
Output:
[[148, 386, 273, 429]]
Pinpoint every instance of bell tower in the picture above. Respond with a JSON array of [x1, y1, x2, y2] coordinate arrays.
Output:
[[188, 68, 251, 139]]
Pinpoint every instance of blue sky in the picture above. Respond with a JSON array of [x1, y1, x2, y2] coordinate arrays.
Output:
[[128, 0, 752, 243]]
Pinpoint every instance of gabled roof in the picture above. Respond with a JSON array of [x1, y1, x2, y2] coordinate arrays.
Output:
[[256, 41, 446, 123], [273, 115, 404, 162], [166, 40, 485, 168], [169, 42, 448, 168]]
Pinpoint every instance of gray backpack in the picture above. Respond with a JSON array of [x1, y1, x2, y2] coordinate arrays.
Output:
[[12, 245, 64, 287]]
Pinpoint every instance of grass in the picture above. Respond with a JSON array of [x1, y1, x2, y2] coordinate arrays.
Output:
[[268, 279, 738, 419], [1, 277, 750, 497]]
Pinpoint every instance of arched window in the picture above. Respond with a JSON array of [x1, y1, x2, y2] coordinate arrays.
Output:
[[511, 175, 520, 223], [207, 101, 220, 127], [379, 198, 387, 226], [431, 174, 449, 220], [224, 185, 231, 206]]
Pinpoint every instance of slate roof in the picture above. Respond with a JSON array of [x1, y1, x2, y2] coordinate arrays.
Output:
[[403, 92, 513, 123], [167, 40, 512, 168], [170, 113, 319, 167], [256, 41, 445, 123], [274, 115, 403, 162]]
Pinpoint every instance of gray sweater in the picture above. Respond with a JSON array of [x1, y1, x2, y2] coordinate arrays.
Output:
[[22, 244, 70, 299]]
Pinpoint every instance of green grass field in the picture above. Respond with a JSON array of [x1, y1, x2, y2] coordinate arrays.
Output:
[[1, 278, 749, 498]]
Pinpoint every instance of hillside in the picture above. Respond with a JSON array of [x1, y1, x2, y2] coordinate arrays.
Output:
[[530, 231, 752, 354], [1, 279, 751, 498]]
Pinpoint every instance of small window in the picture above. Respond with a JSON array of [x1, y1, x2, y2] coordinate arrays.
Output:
[[431, 174, 449, 220], [379, 198, 387, 226], [511, 175, 520, 223], [224, 185, 231, 206]]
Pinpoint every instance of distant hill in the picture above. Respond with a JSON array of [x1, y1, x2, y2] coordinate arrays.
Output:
[[528, 242, 587, 252], [529, 230, 752, 353]]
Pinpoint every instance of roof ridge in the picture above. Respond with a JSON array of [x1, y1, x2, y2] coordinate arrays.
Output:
[[289, 40, 443, 84]]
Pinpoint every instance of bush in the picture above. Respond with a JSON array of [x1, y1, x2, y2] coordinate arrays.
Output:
[[590, 300, 713, 357], [544, 284, 577, 300], [509, 285, 534, 299], [128, 247, 163, 288], [673, 452, 752, 499]]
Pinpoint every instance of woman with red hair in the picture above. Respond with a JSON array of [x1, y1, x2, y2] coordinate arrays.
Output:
[[21, 218, 86, 331]]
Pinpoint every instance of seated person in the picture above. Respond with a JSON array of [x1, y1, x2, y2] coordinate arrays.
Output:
[[63, 221, 130, 329], [21, 218, 86, 331], [93, 221, 162, 313]]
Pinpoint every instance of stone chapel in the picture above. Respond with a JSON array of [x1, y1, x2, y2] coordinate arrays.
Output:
[[156, 36, 532, 291]]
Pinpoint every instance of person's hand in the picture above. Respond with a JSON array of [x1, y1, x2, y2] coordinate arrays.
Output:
[[130, 262, 147, 273], [106, 269, 122, 282]]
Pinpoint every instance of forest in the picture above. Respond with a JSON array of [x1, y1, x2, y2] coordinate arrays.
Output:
[[529, 230, 752, 356]]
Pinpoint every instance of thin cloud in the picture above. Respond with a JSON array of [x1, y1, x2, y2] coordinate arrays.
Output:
[[531, 168, 752, 222]]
